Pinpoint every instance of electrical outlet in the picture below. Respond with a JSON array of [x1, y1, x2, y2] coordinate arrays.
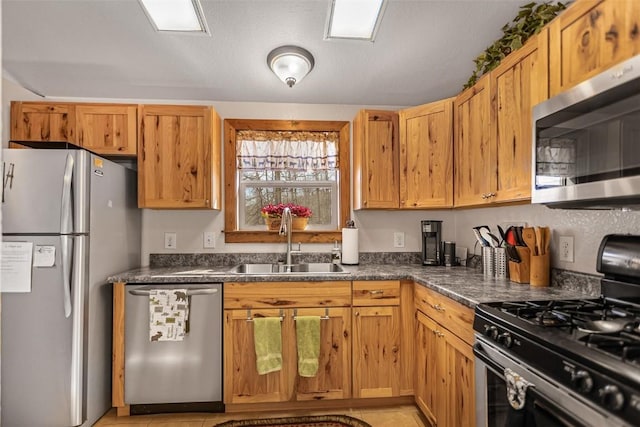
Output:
[[203, 231, 216, 248], [164, 232, 177, 249], [393, 232, 405, 248], [558, 236, 574, 262]]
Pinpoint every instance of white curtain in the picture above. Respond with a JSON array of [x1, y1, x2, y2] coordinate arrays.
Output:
[[236, 130, 339, 171]]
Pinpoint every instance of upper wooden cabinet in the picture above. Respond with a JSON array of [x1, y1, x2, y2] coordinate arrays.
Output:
[[10, 101, 137, 157], [491, 30, 549, 204], [353, 102, 454, 210], [454, 74, 494, 207], [76, 104, 137, 156], [137, 104, 221, 209], [11, 101, 75, 143], [399, 98, 454, 208], [454, 32, 548, 207], [549, 0, 640, 97], [353, 110, 400, 209]]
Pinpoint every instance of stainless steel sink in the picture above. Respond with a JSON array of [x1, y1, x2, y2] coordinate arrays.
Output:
[[228, 263, 348, 274]]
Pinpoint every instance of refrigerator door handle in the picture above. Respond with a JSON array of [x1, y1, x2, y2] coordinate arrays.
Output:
[[60, 153, 74, 235], [70, 234, 86, 426], [61, 235, 73, 318]]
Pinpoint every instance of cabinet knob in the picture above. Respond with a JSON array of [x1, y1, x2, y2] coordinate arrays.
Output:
[[355, 311, 360, 317]]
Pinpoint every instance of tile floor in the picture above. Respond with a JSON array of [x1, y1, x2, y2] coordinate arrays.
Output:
[[94, 404, 428, 427]]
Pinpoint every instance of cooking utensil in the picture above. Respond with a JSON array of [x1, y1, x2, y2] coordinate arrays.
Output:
[[514, 226, 525, 246], [472, 227, 489, 247], [497, 225, 506, 246], [505, 226, 517, 246], [578, 318, 632, 334], [480, 228, 499, 248], [522, 227, 537, 255], [535, 227, 544, 255], [542, 227, 551, 254]]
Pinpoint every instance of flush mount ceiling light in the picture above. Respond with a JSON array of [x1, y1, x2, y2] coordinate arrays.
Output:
[[325, 0, 387, 41], [139, 0, 209, 34], [267, 46, 315, 88]]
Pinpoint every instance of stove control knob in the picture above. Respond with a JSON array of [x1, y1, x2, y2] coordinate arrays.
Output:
[[571, 370, 593, 393], [498, 332, 513, 348], [484, 325, 499, 341], [599, 385, 625, 411]]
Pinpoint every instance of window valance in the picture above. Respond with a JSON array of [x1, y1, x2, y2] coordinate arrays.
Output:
[[236, 130, 339, 171]]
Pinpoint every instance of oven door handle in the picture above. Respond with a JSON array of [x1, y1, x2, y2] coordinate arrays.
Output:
[[474, 342, 505, 373]]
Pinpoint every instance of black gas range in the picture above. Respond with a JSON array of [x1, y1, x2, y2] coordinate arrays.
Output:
[[474, 234, 640, 427]]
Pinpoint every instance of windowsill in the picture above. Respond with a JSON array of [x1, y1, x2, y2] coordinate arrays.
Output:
[[224, 230, 342, 243]]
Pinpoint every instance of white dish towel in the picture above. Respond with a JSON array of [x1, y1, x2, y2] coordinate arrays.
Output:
[[149, 289, 189, 342]]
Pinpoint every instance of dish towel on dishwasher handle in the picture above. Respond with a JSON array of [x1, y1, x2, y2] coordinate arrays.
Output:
[[253, 317, 283, 374], [149, 289, 190, 342], [295, 315, 321, 377]]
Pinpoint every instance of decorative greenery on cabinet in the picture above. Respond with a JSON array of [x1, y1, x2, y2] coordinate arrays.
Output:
[[464, 1, 567, 89]]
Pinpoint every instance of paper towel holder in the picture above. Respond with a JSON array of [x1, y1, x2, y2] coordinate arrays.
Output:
[[341, 219, 359, 265]]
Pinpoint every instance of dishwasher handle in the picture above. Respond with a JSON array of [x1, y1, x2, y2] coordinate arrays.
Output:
[[129, 288, 219, 297]]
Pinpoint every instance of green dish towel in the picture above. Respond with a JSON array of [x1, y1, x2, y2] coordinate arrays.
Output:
[[296, 315, 321, 377], [253, 317, 283, 375]]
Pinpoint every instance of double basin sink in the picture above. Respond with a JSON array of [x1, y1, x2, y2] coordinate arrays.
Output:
[[169, 263, 348, 277]]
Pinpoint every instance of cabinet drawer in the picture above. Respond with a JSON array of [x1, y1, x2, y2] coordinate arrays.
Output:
[[353, 280, 400, 306], [414, 285, 474, 346], [224, 281, 351, 309]]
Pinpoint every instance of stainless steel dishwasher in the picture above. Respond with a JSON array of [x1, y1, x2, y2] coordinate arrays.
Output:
[[124, 283, 223, 413]]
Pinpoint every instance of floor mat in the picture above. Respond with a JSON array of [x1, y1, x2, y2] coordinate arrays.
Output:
[[215, 414, 372, 427]]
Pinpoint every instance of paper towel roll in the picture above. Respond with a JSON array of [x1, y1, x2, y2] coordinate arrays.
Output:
[[341, 227, 359, 265]]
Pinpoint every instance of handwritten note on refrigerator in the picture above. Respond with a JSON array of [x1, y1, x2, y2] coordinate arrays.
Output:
[[1, 242, 33, 292]]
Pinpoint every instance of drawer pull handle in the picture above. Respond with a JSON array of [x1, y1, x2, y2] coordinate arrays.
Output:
[[369, 290, 383, 295], [428, 303, 445, 312]]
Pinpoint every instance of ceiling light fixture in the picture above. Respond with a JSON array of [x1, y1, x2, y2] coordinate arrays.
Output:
[[325, 0, 387, 41], [267, 46, 315, 88], [138, 0, 209, 34]]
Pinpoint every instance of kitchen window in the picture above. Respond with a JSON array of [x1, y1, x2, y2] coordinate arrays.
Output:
[[223, 119, 350, 243]]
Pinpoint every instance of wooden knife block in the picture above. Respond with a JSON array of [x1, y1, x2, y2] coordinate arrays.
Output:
[[509, 246, 530, 284]]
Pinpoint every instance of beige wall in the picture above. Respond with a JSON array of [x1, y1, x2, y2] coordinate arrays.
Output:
[[4, 78, 640, 275]]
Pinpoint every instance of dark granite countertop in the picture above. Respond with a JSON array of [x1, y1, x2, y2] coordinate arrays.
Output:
[[108, 263, 598, 308]]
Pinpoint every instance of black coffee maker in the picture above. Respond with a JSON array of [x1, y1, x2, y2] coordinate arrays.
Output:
[[421, 220, 442, 265]]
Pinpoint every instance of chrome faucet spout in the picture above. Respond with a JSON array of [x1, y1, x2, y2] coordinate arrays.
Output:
[[279, 207, 293, 265]]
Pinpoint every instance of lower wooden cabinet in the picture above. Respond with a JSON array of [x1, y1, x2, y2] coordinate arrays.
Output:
[[223, 307, 351, 404], [415, 302, 475, 427], [352, 280, 402, 398]]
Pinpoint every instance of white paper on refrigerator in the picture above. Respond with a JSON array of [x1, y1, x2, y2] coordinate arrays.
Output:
[[33, 245, 56, 267], [1, 241, 34, 292]]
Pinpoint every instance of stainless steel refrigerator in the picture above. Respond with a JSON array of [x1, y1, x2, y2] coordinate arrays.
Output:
[[1, 148, 141, 427]]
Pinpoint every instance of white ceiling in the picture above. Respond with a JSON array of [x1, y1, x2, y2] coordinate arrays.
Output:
[[2, 0, 529, 106]]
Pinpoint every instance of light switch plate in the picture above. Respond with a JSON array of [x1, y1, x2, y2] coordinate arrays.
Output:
[[393, 232, 405, 248], [203, 231, 215, 248]]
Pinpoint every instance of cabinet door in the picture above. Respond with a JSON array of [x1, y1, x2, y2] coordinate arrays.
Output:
[[399, 98, 454, 208], [352, 306, 400, 398], [10, 101, 75, 143], [415, 311, 441, 427], [443, 324, 476, 427], [293, 307, 351, 401], [138, 105, 220, 209], [353, 110, 400, 209], [224, 309, 291, 404], [549, 0, 640, 96], [76, 104, 137, 156], [454, 76, 495, 207], [492, 31, 549, 204]]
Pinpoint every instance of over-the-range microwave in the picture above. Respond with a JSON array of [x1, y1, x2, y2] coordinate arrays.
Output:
[[532, 54, 640, 209]]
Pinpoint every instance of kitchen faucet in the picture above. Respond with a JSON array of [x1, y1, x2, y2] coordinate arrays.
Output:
[[279, 207, 301, 266]]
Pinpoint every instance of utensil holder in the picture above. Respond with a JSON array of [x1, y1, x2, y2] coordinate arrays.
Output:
[[494, 247, 508, 279], [530, 253, 550, 287], [482, 246, 495, 278], [509, 246, 531, 284]]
